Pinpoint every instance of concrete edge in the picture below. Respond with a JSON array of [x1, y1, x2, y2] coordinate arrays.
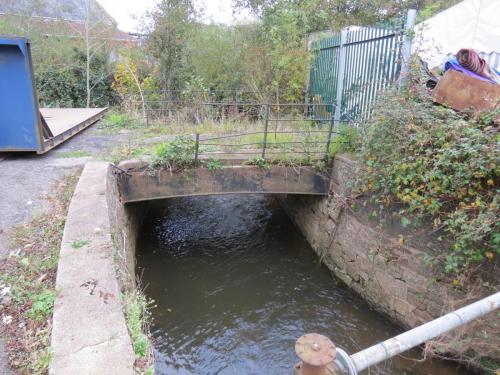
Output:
[[50, 161, 135, 375]]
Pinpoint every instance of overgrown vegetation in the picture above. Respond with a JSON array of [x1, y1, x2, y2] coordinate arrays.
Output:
[[0, 170, 81, 374], [359, 63, 499, 274], [329, 124, 359, 156], [123, 290, 154, 375]]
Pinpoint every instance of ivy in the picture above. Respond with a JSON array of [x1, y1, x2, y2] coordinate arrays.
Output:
[[358, 62, 499, 274]]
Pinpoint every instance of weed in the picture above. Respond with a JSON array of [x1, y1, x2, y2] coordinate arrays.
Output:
[[206, 159, 223, 171], [244, 157, 271, 170], [71, 239, 90, 249], [0, 170, 81, 373], [329, 124, 359, 156], [101, 112, 128, 128], [27, 290, 55, 322], [123, 290, 155, 372], [150, 135, 196, 171]]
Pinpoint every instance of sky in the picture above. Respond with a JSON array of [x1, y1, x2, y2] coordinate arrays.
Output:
[[97, 0, 255, 32]]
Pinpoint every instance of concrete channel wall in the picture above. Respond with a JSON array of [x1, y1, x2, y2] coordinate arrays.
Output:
[[50, 162, 134, 375], [278, 155, 460, 329], [106, 165, 149, 290]]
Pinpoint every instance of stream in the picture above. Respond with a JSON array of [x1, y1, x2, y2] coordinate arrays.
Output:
[[136, 195, 468, 375]]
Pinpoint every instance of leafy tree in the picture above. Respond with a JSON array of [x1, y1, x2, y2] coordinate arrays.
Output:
[[144, 0, 198, 94]]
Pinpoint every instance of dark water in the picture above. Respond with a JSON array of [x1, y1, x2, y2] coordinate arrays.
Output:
[[136, 195, 468, 375]]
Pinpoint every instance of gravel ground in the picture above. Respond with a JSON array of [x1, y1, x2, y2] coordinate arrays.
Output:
[[0, 123, 135, 374]]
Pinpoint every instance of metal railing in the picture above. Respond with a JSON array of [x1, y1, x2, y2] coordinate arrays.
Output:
[[186, 103, 337, 162], [120, 100, 338, 162]]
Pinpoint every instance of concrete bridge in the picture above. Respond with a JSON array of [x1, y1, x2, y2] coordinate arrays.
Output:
[[113, 160, 332, 204]]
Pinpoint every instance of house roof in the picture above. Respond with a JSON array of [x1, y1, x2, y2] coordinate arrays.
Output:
[[0, 0, 116, 26]]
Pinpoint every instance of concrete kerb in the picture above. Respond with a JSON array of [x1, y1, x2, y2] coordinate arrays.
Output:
[[50, 161, 134, 375]]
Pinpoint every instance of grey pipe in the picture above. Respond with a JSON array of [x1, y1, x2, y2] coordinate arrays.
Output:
[[332, 291, 500, 374]]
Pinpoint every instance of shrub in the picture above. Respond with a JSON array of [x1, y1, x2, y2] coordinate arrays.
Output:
[[359, 63, 499, 274], [150, 135, 196, 170], [329, 124, 360, 157]]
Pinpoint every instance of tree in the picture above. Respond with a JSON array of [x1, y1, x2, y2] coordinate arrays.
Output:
[[144, 0, 198, 95], [81, 0, 117, 107]]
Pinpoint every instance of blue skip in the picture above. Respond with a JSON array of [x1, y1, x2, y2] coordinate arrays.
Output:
[[0, 37, 107, 154]]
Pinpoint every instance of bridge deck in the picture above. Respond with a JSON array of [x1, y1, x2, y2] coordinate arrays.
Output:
[[113, 164, 331, 203]]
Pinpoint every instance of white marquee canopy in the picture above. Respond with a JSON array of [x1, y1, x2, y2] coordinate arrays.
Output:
[[414, 0, 500, 70]]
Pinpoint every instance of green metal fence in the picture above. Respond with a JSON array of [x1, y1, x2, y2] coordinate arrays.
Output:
[[308, 11, 416, 125]]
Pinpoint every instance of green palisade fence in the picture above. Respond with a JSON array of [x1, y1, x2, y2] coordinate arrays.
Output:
[[308, 11, 416, 125]]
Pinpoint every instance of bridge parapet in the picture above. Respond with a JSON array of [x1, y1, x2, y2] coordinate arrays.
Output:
[[112, 160, 331, 204]]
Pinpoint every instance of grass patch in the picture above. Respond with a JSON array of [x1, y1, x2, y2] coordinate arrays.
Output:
[[98, 111, 145, 133], [206, 159, 223, 171], [0, 170, 81, 374], [55, 150, 92, 158], [123, 290, 154, 374], [71, 239, 89, 249]]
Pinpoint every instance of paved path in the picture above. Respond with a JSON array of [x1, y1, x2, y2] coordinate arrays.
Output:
[[50, 162, 134, 374], [0, 123, 133, 374]]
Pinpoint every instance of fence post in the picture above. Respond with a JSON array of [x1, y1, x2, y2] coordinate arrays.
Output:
[[333, 28, 348, 127], [325, 104, 335, 160], [194, 133, 199, 166], [398, 9, 417, 88], [262, 103, 270, 159]]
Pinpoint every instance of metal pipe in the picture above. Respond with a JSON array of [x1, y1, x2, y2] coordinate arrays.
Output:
[[333, 292, 500, 374]]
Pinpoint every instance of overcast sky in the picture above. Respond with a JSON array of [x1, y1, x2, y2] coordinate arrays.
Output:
[[97, 0, 254, 32]]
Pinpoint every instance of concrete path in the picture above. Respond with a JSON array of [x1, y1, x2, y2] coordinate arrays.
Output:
[[50, 162, 134, 374]]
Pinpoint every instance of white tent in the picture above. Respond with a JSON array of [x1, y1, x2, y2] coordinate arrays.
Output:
[[414, 0, 500, 71]]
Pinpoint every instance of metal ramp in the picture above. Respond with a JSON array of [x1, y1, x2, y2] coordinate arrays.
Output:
[[0, 37, 107, 154]]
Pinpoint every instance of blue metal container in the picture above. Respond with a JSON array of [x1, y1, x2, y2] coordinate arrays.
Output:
[[0, 37, 44, 152], [0, 37, 107, 154]]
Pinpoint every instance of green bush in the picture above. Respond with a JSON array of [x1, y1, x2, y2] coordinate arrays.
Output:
[[150, 135, 196, 170], [27, 290, 55, 322], [329, 124, 359, 157], [35, 48, 116, 108], [359, 67, 499, 274]]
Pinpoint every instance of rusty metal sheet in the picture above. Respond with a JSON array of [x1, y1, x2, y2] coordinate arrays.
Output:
[[433, 70, 500, 113], [116, 166, 331, 203]]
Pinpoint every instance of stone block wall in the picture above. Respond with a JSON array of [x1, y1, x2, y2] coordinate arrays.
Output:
[[279, 155, 456, 329]]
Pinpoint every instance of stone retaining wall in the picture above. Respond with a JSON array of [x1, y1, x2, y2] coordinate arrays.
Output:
[[278, 155, 456, 329]]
